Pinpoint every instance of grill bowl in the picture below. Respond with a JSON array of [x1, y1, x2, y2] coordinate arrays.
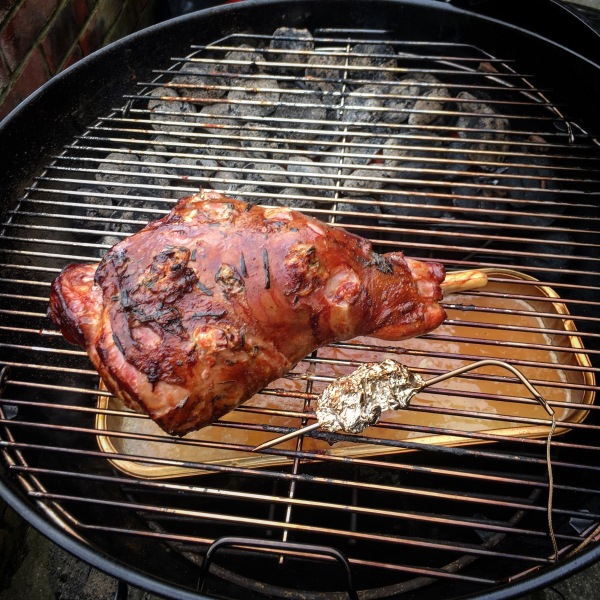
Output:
[[1, 1, 600, 598]]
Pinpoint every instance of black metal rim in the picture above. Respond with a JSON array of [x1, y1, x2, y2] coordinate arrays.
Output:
[[1, 1, 600, 598]]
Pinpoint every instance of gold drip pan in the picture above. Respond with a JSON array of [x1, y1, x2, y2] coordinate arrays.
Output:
[[96, 270, 596, 479]]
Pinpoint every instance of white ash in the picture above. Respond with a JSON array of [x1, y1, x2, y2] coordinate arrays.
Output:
[[327, 135, 390, 172], [286, 162, 335, 196], [203, 139, 248, 168], [96, 234, 123, 258], [147, 86, 197, 134], [380, 134, 445, 177], [273, 91, 327, 140], [343, 84, 386, 125], [268, 27, 314, 74], [222, 183, 268, 204], [303, 132, 342, 158], [342, 167, 386, 197], [407, 77, 450, 126], [211, 169, 243, 189], [227, 78, 280, 118], [240, 124, 290, 161], [138, 154, 171, 191], [199, 103, 241, 137], [150, 134, 193, 154], [244, 162, 290, 186], [334, 198, 382, 228], [454, 91, 510, 169], [378, 78, 422, 125], [381, 188, 446, 219], [304, 51, 346, 93], [216, 45, 267, 75], [165, 156, 219, 183], [171, 62, 227, 100], [277, 187, 317, 210], [348, 43, 397, 83], [95, 152, 143, 193], [74, 187, 114, 229]]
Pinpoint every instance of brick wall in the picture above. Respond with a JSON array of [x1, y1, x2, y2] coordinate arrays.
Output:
[[0, 0, 164, 121]]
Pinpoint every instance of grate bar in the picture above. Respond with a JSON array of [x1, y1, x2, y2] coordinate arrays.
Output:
[[2, 27, 600, 598]]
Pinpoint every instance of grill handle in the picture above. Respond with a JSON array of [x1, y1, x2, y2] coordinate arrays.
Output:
[[441, 0, 600, 65], [199, 536, 359, 599]]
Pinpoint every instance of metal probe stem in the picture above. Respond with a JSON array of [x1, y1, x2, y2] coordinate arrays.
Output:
[[252, 359, 554, 452]]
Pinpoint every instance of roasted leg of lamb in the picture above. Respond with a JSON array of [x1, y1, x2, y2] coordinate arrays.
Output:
[[49, 191, 448, 435]]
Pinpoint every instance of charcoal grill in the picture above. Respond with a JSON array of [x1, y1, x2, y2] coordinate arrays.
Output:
[[1, 1, 600, 598]]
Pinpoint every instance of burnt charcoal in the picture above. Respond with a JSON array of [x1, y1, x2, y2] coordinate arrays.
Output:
[[165, 157, 219, 185], [73, 187, 113, 230], [268, 27, 314, 73], [222, 183, 268, 203], [453, 91, 510, 170], [96, 152, 142, 193], [286, 162, 335, 197], [245, 162, 290, 187], [381, 134, 444, 177], [278, 187, 317, 210], [227, 78, 280, 118], [334, 198, 382, 227], [322, 135, 389, 175], [342, 167, 385, 196], [148, 86, 197, 133], [502, 158, 563, 227], [107, 210, 144, 236], [216, 45, 267, 75], [521, 230, 574, 282], [344, 84, 386, 125], [203, 139, 248, 169], [97, 234, 122, 258], [379, 79, 421, 125], [378, 74, 449, 126], [348, 43, 397, 82], [298, 127, 342, 158], [451, 177, 510, 223], [199, 103, 241, 137], [407, 76, 450, 126], [305, 51, 346, 93], [139, 154, 171, 193], [382, 188, 446, 219], [171, 62, 227, 100], [240, 124, 290, 161], [451, 153, 562, 227], [272, 92, 327, 140], [150, 134, 192, 154]]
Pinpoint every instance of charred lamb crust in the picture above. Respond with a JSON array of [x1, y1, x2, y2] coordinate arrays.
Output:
[[49, 191, 446, 435]]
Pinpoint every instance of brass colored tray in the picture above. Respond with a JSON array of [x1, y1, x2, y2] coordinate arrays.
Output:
[[96, 270, 595, 479]]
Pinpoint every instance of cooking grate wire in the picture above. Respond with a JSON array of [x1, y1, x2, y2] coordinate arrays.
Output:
[[1, 28, 600, 598]]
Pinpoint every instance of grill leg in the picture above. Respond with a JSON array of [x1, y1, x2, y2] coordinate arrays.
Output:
[[114, 579, 128, 600]]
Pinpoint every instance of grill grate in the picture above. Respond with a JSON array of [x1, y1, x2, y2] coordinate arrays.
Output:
[[1, 27, 600, 599]]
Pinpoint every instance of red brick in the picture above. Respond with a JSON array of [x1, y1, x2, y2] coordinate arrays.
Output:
[[0, 53, 8, 93], [104, 0, 143, 46], [0, 87, 20, 120], [11, 46, 49, 95], [61, 41, 83, 70], [0, 0, 15, 28], [0, 46, 49, 119], [78, 0, 121, 55], [0, 0, 59, 71], [137, 0, 161, 31], [72, 0, 97, 27], [41, 1, 81, 74]]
